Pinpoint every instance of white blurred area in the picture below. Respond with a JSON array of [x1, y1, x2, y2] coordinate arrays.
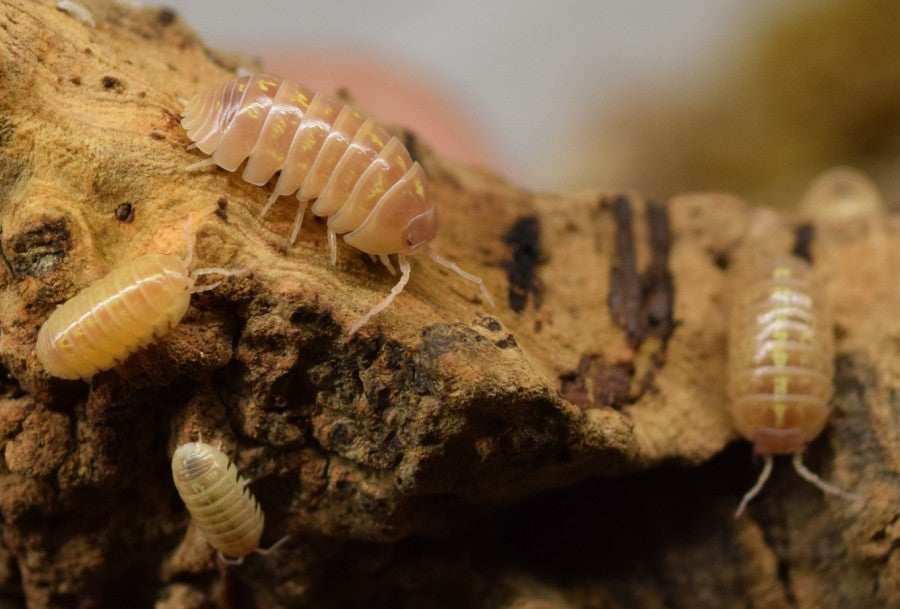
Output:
[[163, 0, 791, 191]]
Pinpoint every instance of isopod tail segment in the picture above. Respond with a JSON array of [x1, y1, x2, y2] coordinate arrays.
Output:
[[734, 452, 864, 518], [217, 534, 291, 567]]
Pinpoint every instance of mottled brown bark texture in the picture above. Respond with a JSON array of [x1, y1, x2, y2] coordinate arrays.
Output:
[[0, 1, 897, 608]]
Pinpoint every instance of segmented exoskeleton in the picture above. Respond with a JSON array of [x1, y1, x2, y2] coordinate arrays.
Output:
[[728, 255, 861, 516], [180, 74, 493, 334]]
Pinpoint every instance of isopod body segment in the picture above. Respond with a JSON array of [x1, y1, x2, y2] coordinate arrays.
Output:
[[728, 255, 860, 516], [180, 74, 493, 334], [171, 441, 264, 558], [36, 218, 245, 380]]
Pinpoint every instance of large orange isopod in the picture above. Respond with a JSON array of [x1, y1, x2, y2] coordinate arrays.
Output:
[[179, 74, 494, 334], [728, 255, 861, 516]]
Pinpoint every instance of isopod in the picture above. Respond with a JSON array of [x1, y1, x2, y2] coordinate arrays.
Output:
[[728, 255, 861, 516], [56, 0, 95, 27], [36, 216, 245, 380], [171, 440, 286, 562], [179, 74, 494, 335]]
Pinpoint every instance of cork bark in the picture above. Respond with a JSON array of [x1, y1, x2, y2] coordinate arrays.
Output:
[[0, 1, 897, 608]]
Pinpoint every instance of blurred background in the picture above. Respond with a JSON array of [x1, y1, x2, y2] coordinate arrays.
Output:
[[165, 0, 900, 208]]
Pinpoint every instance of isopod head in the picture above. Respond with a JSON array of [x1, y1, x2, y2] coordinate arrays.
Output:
[[403, 208, 439, 251], [341, 163, 438, 255]]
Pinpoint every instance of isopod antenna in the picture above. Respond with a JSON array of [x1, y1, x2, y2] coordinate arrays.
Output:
[[734, 456, 773, 518]]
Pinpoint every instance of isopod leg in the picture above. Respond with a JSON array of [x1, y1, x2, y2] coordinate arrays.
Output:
[[254, 535, 290, 557], [190, 267, 248, 293], [289, 200, 309, 245], [734, 455, 773, 518], [425, 247, 495, 307], [379, 254, 396, 275], [328, 230, 338, 265], [791, 453, 864, 503], [216, 536, 289, 566], [181, 214, 198, 268], [217, 551, 244, 566], [185, 159, 218, 172], [348, 255, 411, 335], [260, 191, 280, 218]]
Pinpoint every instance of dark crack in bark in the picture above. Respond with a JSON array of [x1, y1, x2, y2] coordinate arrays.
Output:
[[608, 196, 644, 347], [792, 223, 814, 263], [607, 197, 675, 348], [502, 216, 542, 313]]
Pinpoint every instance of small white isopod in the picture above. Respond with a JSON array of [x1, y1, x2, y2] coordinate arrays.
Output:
[[171, 439, 287, 563]]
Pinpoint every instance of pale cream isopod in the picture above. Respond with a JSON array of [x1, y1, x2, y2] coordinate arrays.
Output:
[[171, 440, 286, 562], [36, 217, 245, 380], [179, 74, 494, 334], [56, 0, 95, 27], [728, 255, 862, 516]]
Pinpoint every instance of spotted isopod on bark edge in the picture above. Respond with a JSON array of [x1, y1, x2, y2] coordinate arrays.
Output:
[[35, 215, 246, 380], [179, 74, 494, 335], [171, 439, 288, 563], [728, 255, 862, 516]]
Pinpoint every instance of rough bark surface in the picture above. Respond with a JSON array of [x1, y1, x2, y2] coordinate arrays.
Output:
[[0, 1, 897, 608]]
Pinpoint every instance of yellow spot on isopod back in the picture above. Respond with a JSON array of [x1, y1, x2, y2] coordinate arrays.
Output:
[[772, 401, 787, 426], [415, 179, 424, 197], [258, 79, 278, 92], [367, 175, 387, 199], [773, 265, 793, 280], [773, 375, 789, 395], [773, 350, 788, 367], [394, 154, 408, 171]]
